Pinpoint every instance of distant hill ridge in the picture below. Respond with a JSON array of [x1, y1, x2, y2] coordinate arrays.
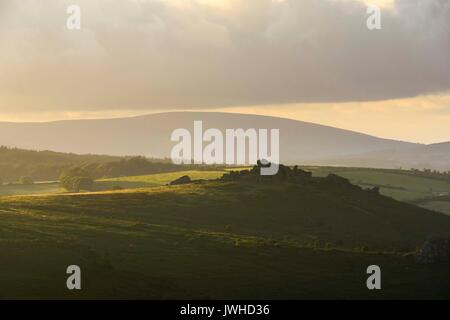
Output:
[[0, 112, 448, 170]]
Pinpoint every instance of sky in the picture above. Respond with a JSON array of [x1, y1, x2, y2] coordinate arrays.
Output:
[[0, 0, 449, 143]]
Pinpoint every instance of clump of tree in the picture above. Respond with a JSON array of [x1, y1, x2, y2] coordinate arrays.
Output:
[[0, 145, 196, 183], [0, 145, 120, 183], [59, 170, 94, 192]]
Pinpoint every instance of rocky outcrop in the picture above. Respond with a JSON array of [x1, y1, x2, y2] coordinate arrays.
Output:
[[221, 163, 312, 183]]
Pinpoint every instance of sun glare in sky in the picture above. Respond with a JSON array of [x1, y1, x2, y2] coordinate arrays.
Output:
[[215, 93, 450, 144]]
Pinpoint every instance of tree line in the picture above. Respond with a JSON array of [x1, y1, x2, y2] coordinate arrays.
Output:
[[0, 146, 190, 186]]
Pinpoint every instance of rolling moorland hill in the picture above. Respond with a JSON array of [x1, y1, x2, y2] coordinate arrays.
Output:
[[96, 167, 450, 216], [0, 112, 432, 167], [2, 148, 449, 216], [0, 168, 449, 298]]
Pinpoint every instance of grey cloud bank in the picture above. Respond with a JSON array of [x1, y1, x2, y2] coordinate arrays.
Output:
[[0, 0, 449, 112]]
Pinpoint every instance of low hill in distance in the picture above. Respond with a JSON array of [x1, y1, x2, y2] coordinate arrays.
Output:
[[1, 112, 448, 170], [2, 112, 435, 168]]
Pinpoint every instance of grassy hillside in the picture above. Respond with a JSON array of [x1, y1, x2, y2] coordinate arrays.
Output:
[[0, 146, 196, 184], [419, 201, 450, 215], [98, 167, 450, 216], [99, 166, 450, 204], [0, 146, 120, 183], [306, 167, 450, 201], [0, 177, 449, 299], [4, 165, 450, 217], [304, 166, 450, 216]]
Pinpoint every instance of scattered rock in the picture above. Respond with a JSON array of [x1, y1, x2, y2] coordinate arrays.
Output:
[[169, 175, 192, 186]]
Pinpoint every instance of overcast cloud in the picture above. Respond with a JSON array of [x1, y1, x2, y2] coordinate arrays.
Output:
[[0, 0, 449, 112]]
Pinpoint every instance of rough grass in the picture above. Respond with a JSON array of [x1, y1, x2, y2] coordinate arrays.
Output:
[[5, 167, 450, 211], [419, 201, 450, 216], [0, 181, 449, 299]]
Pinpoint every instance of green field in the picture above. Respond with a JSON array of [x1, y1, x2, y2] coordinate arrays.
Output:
[[0, 177, 449, 299], [305, 167, 450, 201], [0, 170, 226, 196], [303, 167, 450, 215], [96, 170, 226, 190]]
